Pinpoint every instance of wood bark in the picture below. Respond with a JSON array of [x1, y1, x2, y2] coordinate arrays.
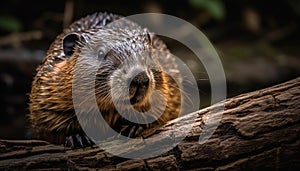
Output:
[[0, 77, 299, 170]]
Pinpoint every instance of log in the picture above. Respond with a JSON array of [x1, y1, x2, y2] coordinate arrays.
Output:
[[0, 77, 299, 170]]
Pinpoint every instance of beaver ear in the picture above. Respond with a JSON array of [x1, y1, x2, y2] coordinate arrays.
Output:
[[63, 33, 80, 57]]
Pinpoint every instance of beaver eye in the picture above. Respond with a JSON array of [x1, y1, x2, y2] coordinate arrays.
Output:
[[97, 50, 106, 60]]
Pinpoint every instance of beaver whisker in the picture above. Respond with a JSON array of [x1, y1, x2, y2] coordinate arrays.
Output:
[[29, 12, 182, 147]]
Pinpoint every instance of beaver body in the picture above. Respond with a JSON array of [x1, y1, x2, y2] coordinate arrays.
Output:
[[29, 12, 181, 147]]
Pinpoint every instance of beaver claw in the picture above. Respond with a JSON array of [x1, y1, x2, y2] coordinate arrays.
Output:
[[120, 125, 145, 138], [65, 134, 94, 149]]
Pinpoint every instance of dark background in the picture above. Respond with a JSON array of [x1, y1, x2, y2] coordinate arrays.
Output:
[[0, 0, 299, 139]]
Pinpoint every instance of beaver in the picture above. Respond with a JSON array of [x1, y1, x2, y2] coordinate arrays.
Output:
[[28, 12, 182, 148]]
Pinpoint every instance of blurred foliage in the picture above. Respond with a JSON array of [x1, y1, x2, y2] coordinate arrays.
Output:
[[189, 0, 225, 20], [0, 15, 22, 32], [288, 0, 300, 16]]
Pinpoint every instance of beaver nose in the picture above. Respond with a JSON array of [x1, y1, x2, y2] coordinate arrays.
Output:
[[129, 71, 149, 105]]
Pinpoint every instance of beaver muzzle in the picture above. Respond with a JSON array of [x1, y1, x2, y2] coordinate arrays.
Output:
[[129, 71, 150, 105]]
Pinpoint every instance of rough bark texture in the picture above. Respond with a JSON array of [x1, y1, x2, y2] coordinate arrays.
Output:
[[1, 77, 299, 170]]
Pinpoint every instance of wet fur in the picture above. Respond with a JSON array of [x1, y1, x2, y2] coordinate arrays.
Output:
[[29, 12, 182, 145]]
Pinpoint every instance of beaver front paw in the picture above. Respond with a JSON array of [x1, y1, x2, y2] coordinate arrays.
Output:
[[119, 125, 145, 138], [65, 134, 94, 149]]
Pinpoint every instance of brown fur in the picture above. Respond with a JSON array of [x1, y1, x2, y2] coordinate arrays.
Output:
[[28, 12, 182, 145]]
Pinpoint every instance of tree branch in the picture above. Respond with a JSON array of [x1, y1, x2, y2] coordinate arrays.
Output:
[[1, 77, 299, 170]]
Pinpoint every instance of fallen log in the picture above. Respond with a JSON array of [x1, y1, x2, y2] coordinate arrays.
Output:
[[0, 77, 299, 170]]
